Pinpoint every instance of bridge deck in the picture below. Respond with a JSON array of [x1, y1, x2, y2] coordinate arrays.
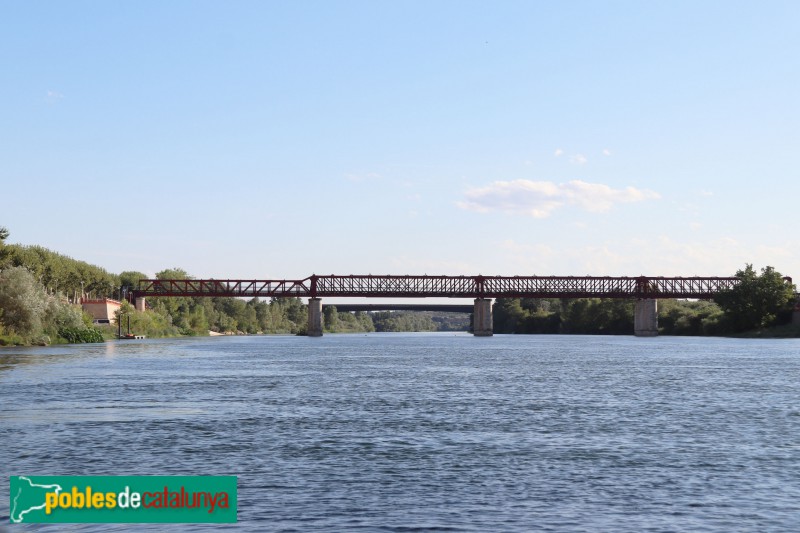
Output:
[[135, 275, 744, 300]]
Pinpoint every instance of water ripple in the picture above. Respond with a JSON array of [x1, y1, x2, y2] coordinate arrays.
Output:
[[1, 334, 799, 531]]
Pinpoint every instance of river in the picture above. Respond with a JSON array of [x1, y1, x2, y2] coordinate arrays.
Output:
[[1, 333, 799, 532]]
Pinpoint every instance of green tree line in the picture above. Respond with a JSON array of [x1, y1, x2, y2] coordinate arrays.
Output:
[[1, 226, 797, 343], [0, 230, 313, 342], [1, 242, 119, 303], [0, 228, 101, 344]]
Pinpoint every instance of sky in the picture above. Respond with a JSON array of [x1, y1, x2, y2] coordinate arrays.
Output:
[[2, 1, 799, 285]]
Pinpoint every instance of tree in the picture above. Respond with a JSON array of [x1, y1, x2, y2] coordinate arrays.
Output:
[[0, 266, 48, 340], [119, 270, 148, 301], [0, 226, 9, 244], [562, 299, 595, 333], [0, 265, 104, 344], [323, 305, 340, 332], [714, 265, 796, 332], [493, 298, 528, 333], [156, 268, 191, 280], [119, 271, 148, 289]]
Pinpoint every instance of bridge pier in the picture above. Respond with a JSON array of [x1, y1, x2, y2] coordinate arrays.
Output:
[[473, 298, 493, 336], [634, 299, 658, 337], [134, 297, 146, 312], [307, 298, 323, 337]]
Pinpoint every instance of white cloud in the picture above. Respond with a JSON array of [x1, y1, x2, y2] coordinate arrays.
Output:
[[457, 179, 660, 218], [554, 149, 564, 157], [602, 149, 611, 156], [570, 154, 588, 165], [568, 180, 660, 212], [45, 90, 64, 104]]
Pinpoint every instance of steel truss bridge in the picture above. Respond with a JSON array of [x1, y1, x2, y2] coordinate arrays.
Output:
[[134, 275, 751, 300]]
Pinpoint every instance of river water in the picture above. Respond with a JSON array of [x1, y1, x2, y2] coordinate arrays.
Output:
[[1, 333, 799, 532]]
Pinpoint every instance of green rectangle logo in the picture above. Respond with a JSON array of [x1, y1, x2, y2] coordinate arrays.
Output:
[[10, 476, 237, 523]]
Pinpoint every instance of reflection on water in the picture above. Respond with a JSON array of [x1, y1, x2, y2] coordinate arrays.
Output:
[[0, 340, 128, 371], [0, 404, 207, 424], [1, 334, 800, 532]]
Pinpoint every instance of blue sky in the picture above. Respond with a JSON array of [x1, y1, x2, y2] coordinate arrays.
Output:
[[2, 1, 799, 283]]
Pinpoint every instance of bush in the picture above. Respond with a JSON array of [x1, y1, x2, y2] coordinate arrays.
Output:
[[58, 327, 105, 344], [0, 266, 47, 341]]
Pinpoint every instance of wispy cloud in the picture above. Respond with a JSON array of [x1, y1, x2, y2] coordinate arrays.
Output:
[[389, 256, 476, 275], [602, 149, 611, 156], [457, 179, 660, 218], [497, 236, 800, 276], [554, 148, 564, 157], [500, 239, 555, 256], [344, 172, 381, 182], [570, 154, 588, 165], [45, 90, 64, 104], [498, 238, 626, 274]]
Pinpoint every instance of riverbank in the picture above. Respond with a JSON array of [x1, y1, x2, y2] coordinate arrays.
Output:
[[734, 323, 800, 338]]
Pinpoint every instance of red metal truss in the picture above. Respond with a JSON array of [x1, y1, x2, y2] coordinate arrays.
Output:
[[135, 278, 312, 298], [135, 275, 746, 300], [313, 275, 477, 297], [479, 276, 741, 299]]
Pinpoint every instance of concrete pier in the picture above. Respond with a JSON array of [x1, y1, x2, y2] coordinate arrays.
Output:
[[134, 297, 146, 312], [307, 298, 323, 337], [473, 298, 493, 336], [634, 299, 658, 337]]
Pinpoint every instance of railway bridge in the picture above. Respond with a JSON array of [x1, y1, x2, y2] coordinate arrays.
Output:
[[132, 274, 769, 337]]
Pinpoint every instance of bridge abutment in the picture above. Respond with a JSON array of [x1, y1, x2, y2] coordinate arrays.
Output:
[[307, 298, 323, 337], [473, 298, 493, 336], [134, 298, 146, 312], [634, 299, 658, 337]]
